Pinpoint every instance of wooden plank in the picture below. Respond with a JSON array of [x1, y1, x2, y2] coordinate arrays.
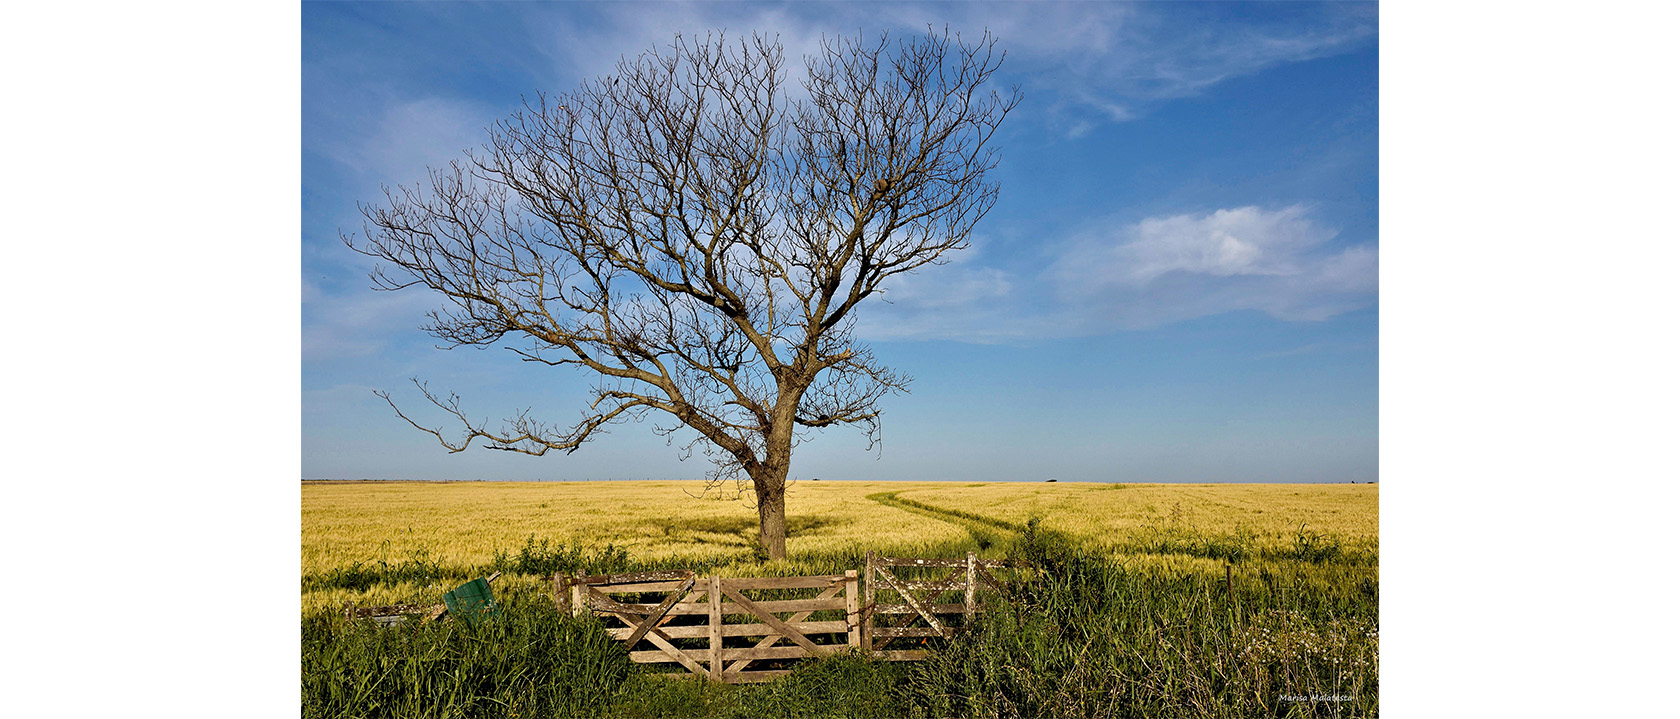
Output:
[[901, 579, 968, 592], [724, 585, 845, 674], [607, 620, 850, 640], [631, 645, 839, 663], [872, 626, 956, 638], [873, 603, 969, 615], [845, 569, 860, 649], [976, 564, 1003, 591], [588, 580, 692, 593], [871, 650, 931, 661], [872, 567, 945, 636], [877, 557, 965, 568], [723, 619, 848, 637], [708, 575, 722, 682], [722, 670, 792, 684], [574, 569, 694, 585], [877, 557, 1009, 568], [886, 611, 923, 630], [624, 576, 696, 647], [720, 584, 829, 656], [347, 603, 437, 618], [719, 645, 828, 662], [585, 586, 649, 615], [610, 597, 846, 615], [721, 575, 847, 590], [587, 586, 705, 616], [553, 574, 570, 613], [870, 611, 919, 649]]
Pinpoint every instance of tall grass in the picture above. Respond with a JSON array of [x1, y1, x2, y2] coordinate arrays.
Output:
[[489, 536, 639, 578], [302, 590, 631, 718], [901, 521, 1378, 718], [304, 524, 1376, 718]]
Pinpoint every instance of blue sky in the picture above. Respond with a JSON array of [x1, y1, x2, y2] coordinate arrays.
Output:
[[303, 1, 1378, 483]]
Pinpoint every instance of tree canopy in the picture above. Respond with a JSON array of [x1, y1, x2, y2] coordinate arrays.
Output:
[[350, 29, 1018, 558]]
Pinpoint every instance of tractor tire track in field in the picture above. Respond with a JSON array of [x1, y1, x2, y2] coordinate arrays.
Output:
[[866, 490, 1024, 551]]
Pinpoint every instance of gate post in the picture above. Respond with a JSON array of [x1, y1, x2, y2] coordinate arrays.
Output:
[[844, 569, 860, 649], [569, 574, 586, 617], [863, 551, 875, 653], [708, 574, 723, 681], [965, 551, 977, 624]]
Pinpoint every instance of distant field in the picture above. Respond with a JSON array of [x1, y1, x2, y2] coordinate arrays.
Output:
[[302, 480, 1376, 612]]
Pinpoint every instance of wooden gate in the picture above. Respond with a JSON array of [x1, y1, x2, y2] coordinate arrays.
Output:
[[863, 551, 1007, 659], [555, 570, 860, 683], [553, 555, 1007, 683]]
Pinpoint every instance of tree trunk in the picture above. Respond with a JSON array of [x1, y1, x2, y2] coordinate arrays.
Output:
[[756, 481, 787, 560]]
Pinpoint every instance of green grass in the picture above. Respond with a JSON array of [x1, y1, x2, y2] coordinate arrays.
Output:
[[303, 524, 1376, 718], [303, 591, 632, 718], [303, 483, 1376, 716]]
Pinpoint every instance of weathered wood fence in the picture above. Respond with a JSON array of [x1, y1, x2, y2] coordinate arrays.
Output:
[[862, 551, 1007, 658], [552, 552, 1010, 683]]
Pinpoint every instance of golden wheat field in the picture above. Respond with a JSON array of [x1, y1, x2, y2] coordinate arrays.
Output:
[[302, 480, 1376, 612]]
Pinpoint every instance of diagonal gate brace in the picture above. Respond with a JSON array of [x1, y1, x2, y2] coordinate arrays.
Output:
[[621, 575, 696, 647], [719, 584, 829, 656]]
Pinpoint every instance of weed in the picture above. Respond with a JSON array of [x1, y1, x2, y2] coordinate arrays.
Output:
[[1288, 525, 1344, 563], [303, 546, 444, 593], [491, 536, 637, 578]]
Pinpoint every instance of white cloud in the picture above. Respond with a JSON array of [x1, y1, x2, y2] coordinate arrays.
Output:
[[1087, 205, 1335, 286], [1050, 205, 1375, 328], [857, 205, 1375, 342]]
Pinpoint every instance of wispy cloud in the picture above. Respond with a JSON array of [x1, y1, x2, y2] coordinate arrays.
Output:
[[858, 205, 1376, 342], [858, 258, 1023, 342], [346, 97, 497, 185], [877, 1, 1375, 137], [520, 2, 1372, 140]]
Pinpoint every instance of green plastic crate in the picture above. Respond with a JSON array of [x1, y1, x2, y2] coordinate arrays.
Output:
[[443, 577, 499, 626]]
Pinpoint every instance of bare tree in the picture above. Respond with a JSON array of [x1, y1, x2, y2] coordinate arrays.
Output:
[[348, 29, 1018, 560]]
